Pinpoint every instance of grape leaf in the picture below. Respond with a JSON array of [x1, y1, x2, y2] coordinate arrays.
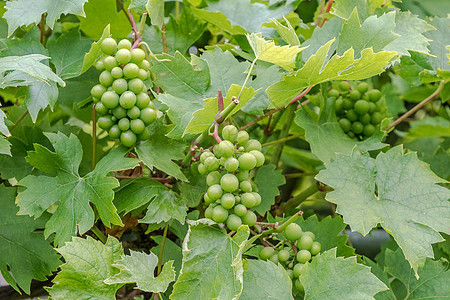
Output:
[[247, 32, 305, 71], [47, 236, 124, 300], [105, 250, 175, 293], [300, 248, 388, 299], [0, 136, 10, 155], [17, 133, 140, 246], [302, 17, 342, 62], [22, 81, 58, 122], [384, 247, 450, 298], [296, 215, 356, 258], [331, 0, 370, 22], [337, 10, 400, 59], [0, 54, 65, 87], [381, 82, 406, 118], [140, 190, 187, 225], [0, 184, 60, 294], [316, 145, 450, 274], [294, 97, 387, 162], [47, 29, 92, 79], [0, 108, 9, 136], [79, 0, 131, 39], [263, 17, 300, 47], [81, 24, 110, 73], [146, 0, 164, 29], [171, 220, 249, 299], [240, 260, 292, 300], [424, 16, 450, 71], [191, 7, 246, 35], [253, 164, 285, 215], [184, 84, 258, 135], [267, 39, 396, 107], [150, 235, 183, 274], [129, 0, 147, 12], [3, 0, 88, 36]]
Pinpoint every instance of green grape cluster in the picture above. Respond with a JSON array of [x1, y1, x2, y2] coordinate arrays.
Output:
[[90, 37, 159, 147], [332, 81, 387, 140], [198, 125, 265, 230], [259, 223, 321, 293]]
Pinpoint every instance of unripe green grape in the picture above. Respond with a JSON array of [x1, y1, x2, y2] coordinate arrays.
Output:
[[120, 130, 137, 147], [226, 214, 242, 231], [103, 56, 118, 70], [278, 249, 290, 262], [221, 193, 235, 209], [137, 69, 149, 81], [203, 192, 213, 204], [123, 63, 139, 78], [338, 81, 350, 92], [349, 90, 361, 100], [128, 78, 144, 94], [220, 174, 239, 192], [130, 48, 146, 64], [295, 279, 304, 292], [346, 109, 358, 122], [249, 150, 265, 167], [241, 192, 256, 208], [127, 106, 141, 119], [99, 71, 114, 86], [352, 121, 364, 134], [101, 38, 117, 55], [296, 249, 311, 264], [236, 170, 249, 182], [95, 102, 109, 115], [91, 84, 106, 99], [335, 98, 343, 114], [354, 100, 370, 115], [218, 140, 235, 158], [342, 99, 353, 110], [140, 108, 157, 125], [200, 151, 214, 164], [207, 184, 223, 201], [367, 89, 382, 102], [359, 113, 371, 125], [206, 171, 221, 186], [310, 241, 321, 255], [204, 156, 220, 172], [235, 195, 241, 203], [101, 91, 119, 108], [224, 157, 239, 172], [285, 223, 302, 241], [293, 263, 304, 277], [118, 39, 132, 50], [302, 231, 315, 240], [222, 125, 238, 142], [112, 106, 127, 119], [371, 112, 383, 125], [252, 192, 261, 206], [108, 125, 121, 139], [286, 269, 294, 279], [212, 205, 228, 223], [240, 181, 252, 193], [119, 91, 136, 109], [204, 205, 214, 219], [242, 210, 257, 226], [357, 82, 369, 94], [298, 235, 313, 250], [269, 254, 279, 264], [111, 66, 123, 79], [259, 247, 275, 260], [112, 78, 128, 94], [136, 92, 151, 109], [245, 139, 262, 151], [368, 102, 377, 113], [118, 118, 130, 131], [198, 163, 208, 175], [116, 49, 131, 64], [339, 118, 351, 132], [138, 127, 150, 140], [95, 60, 105, 71], [364, 124, 376, 137], [234, 204, 247, 217], [328, 89, 340, 98], [237, 131, 249, 146], [98, 116, 114, 130], [130, 119, 145, 134], [139, 59, 150, 71], [239, 153, 257, 170]]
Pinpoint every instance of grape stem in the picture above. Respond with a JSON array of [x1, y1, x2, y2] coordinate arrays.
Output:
[[275, 183, 319, 216], [157, 223, 169, 275], [261, 134, 304, 147], [319, 0, 334, 28], [260, 210, 303, 237], [8, 110, 28, 132], [386, 80, 445, 131], [288, 86, 312, 105], [91, 224, 107, 243], [39, 13, 45, 45]]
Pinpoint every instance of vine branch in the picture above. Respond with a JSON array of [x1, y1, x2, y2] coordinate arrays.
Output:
[[275, 183, 319, 216], [157, 223, 169, 275]]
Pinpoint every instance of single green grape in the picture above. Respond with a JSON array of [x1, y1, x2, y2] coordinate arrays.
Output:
[[241, 193, 256, 208], [139, 59, 150, 71], [108, 125, 121, 139], [130, 48, 146, 64], [239, 181, 252, 193], [293, 263, 304, 277], [371, 112, 383, 125], [236, 170, 249, 182], [123, 63, 139, 78], [342, 99, 353, 110], [338, 81, 350, 92], [302, 231, 315, 240], [198, 163, 208, 175], [112, 78, 128, 94], [200, 151, 214, 164], [130, 119, 145, 134], [357, 82, 369, 94], [224, 157, 239, 172], [101, 38, 117, 55], [128, 78, 144, 94], [367, 89, 382, 102], [278, 249, 290, 262], [335, 98, 343, 114], [222, 125, 238, 142], [238, 153, 257, 170], [328, 89, 340, 98], [349, 90, 361, 100], [95, 60, 105, 71], [204, 156, 220, 172], [249, 150, 265, 167], [286, 269, 294, 280], [242, 210, 257, 226], [111, 66, 123, 79], [269, 254, 279, 264], [101, 91, 119, 109], [138, 127, 150, 141], [204, 205, 214, 219], [221, 193, 235, 209], [98, 116, 114, 130], [99, 71, 114, 87], [359, 113, 371, 125], [352, 121, 364, 134], [298, 235, 313, 250], [137, 69, 149, 81], [120, 130, 137, 147], [346, 109, 358, 122], [140, 108, 157, 125], [203, 192, 213, 204], [234, 204, 247, 217], [119, 91, 136, 109], [226, 214, 242, 231], [245, 139, 262, 151], [207, 184, 223, 201], [212, 205, 228, 223], [339, 118, 352, 132], [103, 56, 118, 71], [296, 250, 311, 264], [118, 39, 132, 50], [127, 106, 141, 119], [118, 118, 130, 131], [310, 241, 321, 256], [220, 174, 239, 192], [284, 223, 302, 241], [354, 100, 370, 115], [116, 49, 131, 64], [206, 171, 221, 186], [363, 124, 376, 137], [237, 131, 249, 146], [91, 84, 106, 99], [252, 193, 261, 206], [259, 247, 275, 260], [218, 140, 235, 158], [295, 279, 304, 292], [95, 102, 109, 115], [112, 106, 127, 119]]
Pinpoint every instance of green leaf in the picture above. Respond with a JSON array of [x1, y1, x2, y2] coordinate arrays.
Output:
[[184, 84, 258, 135], [0, 54, 65, 87], [191, 7, 246, 35], [79, 0, 131, 39], [105, 250, 175, 293], [3, 0, 88, 36], [81, 24, 110, 73], [337, 10, 400, 59], [150, 235, 183, 274], [253, 164, 285, 215], [267, 39, 396, 107], [300, 248, 388, 299], [263, 17, 300, 46], [0, 108, 9, 136], [316, 146, 450, 274], [17, 133, 139, 246], [381, 83, 406, 118], [331, 0, 369, 22], [22, 81, 58, 122], [140, 190, 187, 225], [0, 184, 60, 294], [0, 136, 10, 155], [424, 16, 450, 71], [247, 32, 305, 71], [135, 120, 188, 182], [47, 236, 124, 300], [302, 17, 342, 62], [406, 117, 450, 138], [296, 215, 356, 258], [384, 247, 450, 297], [240, 260, 292, 300], [47, 29, 92, 79], [294, 97, 387, 162], [146, 0, 164, 29], [171, 220, 248, 299]]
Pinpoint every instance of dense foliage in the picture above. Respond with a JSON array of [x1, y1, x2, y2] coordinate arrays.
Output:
[[0, 0, 449, 299]]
